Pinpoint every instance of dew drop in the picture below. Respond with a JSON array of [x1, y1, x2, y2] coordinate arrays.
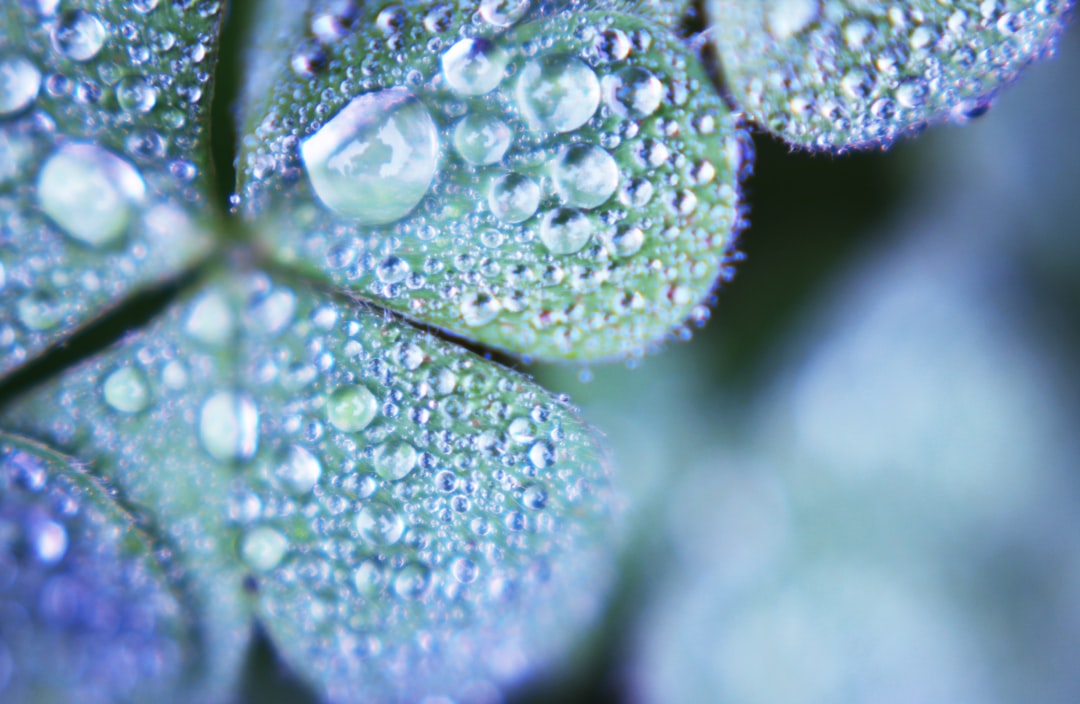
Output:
[[539, 207, 592, 255], [393, 562, 431, 598], [353, 559, 384, 595], [522, 484, 548, 509], [301, 87, 439, 225], [516, 55, 600, 133], [528, 440, 556, 468], [102, 366, 151, 414], [37, 143, 146, 248], [453, 113, 512, 165], [766, 0, 820, 39], [488, 172, 539, 223], [276, 444, 322, 494], [479, 0, 529, 27], [355, 502, 406, 545], [241, 526, 288, 572], [16, 293, 64, 331], [552, 144, 619, 208], [247, 287, 296, 337], [603, 66, 663, 119], [451, 556, 479, 584], [327, 385, 378, 432], [459, 291, 501, 326], [115, 74, 157, 114], [51, 10, 107, 62], [30, 519, 68, 564], [0, 56, 42, 116], [372, 439, 418, 481], [441, 37, 508, 96], [184, 289, 235, 346], [199, 391, 260, 463]]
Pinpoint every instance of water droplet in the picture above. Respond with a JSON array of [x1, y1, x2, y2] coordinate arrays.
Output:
[[451, 556, 479, 583], [522, 484, 548, 509], [479, 0, 529, 27], [327, 385, 378, 432], [37, 143, 146, 248], [0, 56, 42, 116], [115, 74, 157, 113], [102, 366, 151, 414], [441, 37, 508, 96], [199, 391, 260, 463], [539, 207, 592, 255], [353, 559, 384, 595], [51, 10, 107, 62], [355, 502, 406, 545], [185, 289, 235, 346], [301, 87, 439, 225], [766, 0, 820, 39], [488, 172, 539, 223], [528, 440, 556, 468], [372, 439, 418, 481], [453, 113, 512, 165], [241, 526, 288, 571], [16, 293, 64, 331], [393, 562, 431, 598], [30, 519, 68, 564], [132, 0, 159, 13], [516, 55, 600, 133], [459, 291, 501, 326], [552, 144, 619, 208], [603, 66, 663, 119], [276, 444, 322, 494], [247, 287, 296, 337]]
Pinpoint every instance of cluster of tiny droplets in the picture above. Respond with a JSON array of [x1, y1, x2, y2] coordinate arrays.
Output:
[[240, 0, 748, 361], [708, 0, 1072, 149], [0, 438, 190, 702], [3, 267, 616, 702], [0, 0, 217, 375]]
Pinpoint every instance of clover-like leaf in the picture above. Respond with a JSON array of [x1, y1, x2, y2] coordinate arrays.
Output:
[[707, 0, 1073, 149], [2, 267, 617, 702], [0, 433, 196, 703], [239, 0, 747, 361], [0, 0, 219, 376]]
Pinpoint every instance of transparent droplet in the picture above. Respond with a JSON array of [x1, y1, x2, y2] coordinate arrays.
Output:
[[185, 289, 235, 347], [327, 385, 378, 432], [37, 143, 146, 248], [51, 10, 107, 62], [441, 37, 508, 96], [241, 526, 288, 572], [522, 484, 548, 509], [132, 0, 160, 14], [453, 113, 512, 165], [552, 144, 619, 208], [766, 0, 820, 39], [528, 440, 556, 468], [479, 0, 529, 27], [115, 74, 157, 113], [30, 519, 68, 564], [353, 559, 384, 595], [16, 293, 64, 331], [539, 207, 592, 255], [103, 366, 151, 414], [276, 444, 322, 494], [246, 287, 296, 337], [516, 55, 600, 133], [301, 87, 439, 225], [459, 291, 501, 326], [0, 56, 42, 116], [372, 439, 418, 481], [451, 556, 479, 584], [603, 66, 664, 119], [199, 391, 260, 463], [355, 502, 406, 545], [393, 562, 431, 598], [488, 172, 539, 223]]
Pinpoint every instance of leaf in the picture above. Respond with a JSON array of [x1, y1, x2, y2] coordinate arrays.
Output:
[[707, 0, 1074, 149], [2, 267, 619, 702], [0, 0, 220, 376], [237, 0, 748, 361], [0, 433, 197, 703]]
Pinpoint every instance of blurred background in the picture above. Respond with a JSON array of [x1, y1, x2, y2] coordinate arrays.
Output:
[[515, 19, 1080, 704]]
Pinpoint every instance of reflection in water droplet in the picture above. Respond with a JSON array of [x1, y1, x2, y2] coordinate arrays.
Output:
[[30, 519, 68, 564], [199, 391, 260, 463], [115, 74, 157, 113], [241, 526, 288, 571], [0, 56, 42, 116], [355, 502, 406, 545], [539, 207, 592, 255], [479, 0, 529, 27], [185, 289, 235, 346], [372, 439, 418, 481], [276, 444, 322, 494], [327, 385, 378, 432], [459, 291, 501, 326], [766, 0, 820, 39], [51, 10, 108, 62], [16, 293, 64, 331], [528, 440, 556, 468], [394, 562, 431, 598], [488, 172, 539, 223], [37, 142, 146, 248], [353, 559, 384, 595], [453, 113, 512, 165], [441, 38, 508, 96], [552, 144, 619, 208], [516, 55, 600, 133], [103, 366, 151, 414], [451, 556, 478, 583], [301, 87, 439, 225], [603, 66, 664, 119]]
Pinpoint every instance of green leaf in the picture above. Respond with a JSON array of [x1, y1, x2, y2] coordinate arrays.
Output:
[[2, 267, 618, 702], [238, 1, 747, 361], [0, 0, 220, 376], [707, 0, 1073, 149], [0, 433, 197, 703]]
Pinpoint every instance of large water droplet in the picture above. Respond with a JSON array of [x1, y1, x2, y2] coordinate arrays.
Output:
[[102, 366, 151, 414], [355, 502, 406, 545], [16, 293, 64, 331], [276, 444, 322, 494], [301, 87, 439, 225], [488, 172, 539, 223], [451, 556, 479, 583], [441, 37, 508, 96], [0, 56, 42, 116], [327, 385, 378, 432], [516, 55, 600, 133], [115, 74, 157, 114], [479, 0, 529, 27], [199, 391, 260, 463], [185, 289, 236, 346], [603, 67, 664, 119], [539, 207, 592, 255], [393, 562, 431, 598], [552, 144, 619, 208], [766, 0, 820, 39], [37, 143, 146, 248], [51, 10, 107, 62], [460, 291, 501, 326], [453, 113, 512, 165], [372, 439, 418, 481], [241, 526, 288, 571]]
